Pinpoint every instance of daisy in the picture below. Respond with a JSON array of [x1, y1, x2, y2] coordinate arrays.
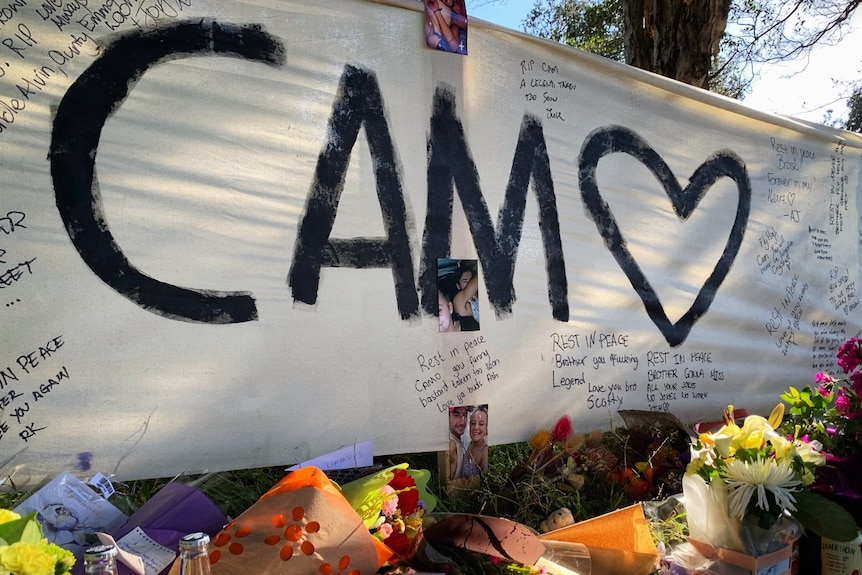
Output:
[[722, 458, 801, 520]]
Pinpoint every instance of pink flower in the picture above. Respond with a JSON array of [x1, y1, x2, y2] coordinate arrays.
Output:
[[850, 372, 862, 394], [835, 388, 862, 419], [380, 485, 398, 516], [837, 338, 862, 374], [836, 388, 852, 417], [377, 522, 393, 539]]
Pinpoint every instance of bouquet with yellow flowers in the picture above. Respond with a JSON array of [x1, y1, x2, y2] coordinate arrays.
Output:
[[684, 405, 857, 556], [0, 508, 75, 575]]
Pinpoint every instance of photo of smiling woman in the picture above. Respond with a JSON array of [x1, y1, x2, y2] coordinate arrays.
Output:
[[463, 404, 488, 476]]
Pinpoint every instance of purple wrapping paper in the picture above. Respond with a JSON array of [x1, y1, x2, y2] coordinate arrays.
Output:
[[71, 482, 227, 575]]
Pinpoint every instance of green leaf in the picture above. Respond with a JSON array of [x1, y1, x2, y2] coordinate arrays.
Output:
[[0, 512, 43, 545], [794, 491, 858, 541]]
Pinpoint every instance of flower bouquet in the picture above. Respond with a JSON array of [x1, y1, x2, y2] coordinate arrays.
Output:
[[780, 337, 862, 499], [684, 404, 857, 559], [0, 508, 76, 575], [340, 464, 437, 559]]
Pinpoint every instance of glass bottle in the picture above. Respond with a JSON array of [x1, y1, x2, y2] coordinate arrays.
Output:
[[83, 544, 120, 575], [178, 532, 213, 575]]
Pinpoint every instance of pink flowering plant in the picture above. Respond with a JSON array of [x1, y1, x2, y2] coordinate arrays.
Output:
[[780, 337, 862, 459]]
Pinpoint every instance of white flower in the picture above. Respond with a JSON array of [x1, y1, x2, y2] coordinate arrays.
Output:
[[722, 458, 801, 520]]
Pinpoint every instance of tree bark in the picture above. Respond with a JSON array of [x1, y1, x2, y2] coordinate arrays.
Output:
[[622, 0, 731, 89]]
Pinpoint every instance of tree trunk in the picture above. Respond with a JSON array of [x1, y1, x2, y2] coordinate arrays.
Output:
[[622, 0, 731, 89]]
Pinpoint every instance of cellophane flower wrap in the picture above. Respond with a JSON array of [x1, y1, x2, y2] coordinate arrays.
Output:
[[684, 404, 856, 553], [340, 464, 437, 559], [0, 508, 75, 575]]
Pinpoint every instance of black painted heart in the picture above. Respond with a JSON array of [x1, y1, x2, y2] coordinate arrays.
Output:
[[578, 125, 751, 347]]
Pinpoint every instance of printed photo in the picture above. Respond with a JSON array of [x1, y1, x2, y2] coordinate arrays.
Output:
[[443, 404, 488, 490], [424, 0, 468, 55], [437, 258, 480, 332]]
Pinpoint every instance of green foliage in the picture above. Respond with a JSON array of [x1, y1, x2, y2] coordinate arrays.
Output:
[[846, 88, 862, 133], [522, 0, 625, 60], [0, 486, 26, 511], [518, 0, 861, 108], [521, 0, 750, 99], [780, 378, 862, 458], [794, 490, 859, 541], [0, 512, 42, 546]]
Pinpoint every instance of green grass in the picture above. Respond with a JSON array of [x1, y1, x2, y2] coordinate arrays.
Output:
[[0, 427, 688, 564], [1, 433, 692, 575], [0, 443, 647, 528]]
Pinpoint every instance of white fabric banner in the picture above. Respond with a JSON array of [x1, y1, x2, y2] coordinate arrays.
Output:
[[0, 0, 860, 484]]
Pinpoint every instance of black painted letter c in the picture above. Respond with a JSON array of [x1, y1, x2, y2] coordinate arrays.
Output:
[[50, 20, 285, 323]]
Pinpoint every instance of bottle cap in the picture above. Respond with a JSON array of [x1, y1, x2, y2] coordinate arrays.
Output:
[[179, 532, 210, 550], [84, 544, 118, 561]]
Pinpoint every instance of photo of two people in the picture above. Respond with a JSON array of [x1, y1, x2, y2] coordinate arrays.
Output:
[[437, 258, 480, 333], [424, 0, 468, 55], [445, 404, 488, 490]]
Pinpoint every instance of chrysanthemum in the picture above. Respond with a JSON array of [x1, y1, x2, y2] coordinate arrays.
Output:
[[722, 458, 801, 520]]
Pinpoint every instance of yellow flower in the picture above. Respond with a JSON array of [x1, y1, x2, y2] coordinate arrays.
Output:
[[793, 439, 826, 468], [767, 403, 785, 429], [722, 412, 781, 456], [0, 510, 20, 525], [43, 543, 75, 573], [0, 542, 55, 575]]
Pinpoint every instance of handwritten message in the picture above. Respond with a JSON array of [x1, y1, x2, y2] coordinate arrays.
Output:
[[0, 210, 33, 308], [548, 331, 724, 414], [518, 59, 576, 122], [827, 265, 859, 316], [808, 224, 833, 261], [415, 335, 501, 412], [811, 319, 846, 371], [829, 143, 848, 235], [0, 335, 68, 445], [0, 0, 193, 138], [765, 273, 809, 356], [765, 137, 817, 225], [755, 225, 792, 276]]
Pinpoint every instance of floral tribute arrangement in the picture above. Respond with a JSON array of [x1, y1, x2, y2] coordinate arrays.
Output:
[[478, 413, 691, 536], [340, 464, 437, 558], [780, 337, 862, 498], [528, 414, 689, 500], [0, 508, 75, 575], [684, 403, 857, 556]]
